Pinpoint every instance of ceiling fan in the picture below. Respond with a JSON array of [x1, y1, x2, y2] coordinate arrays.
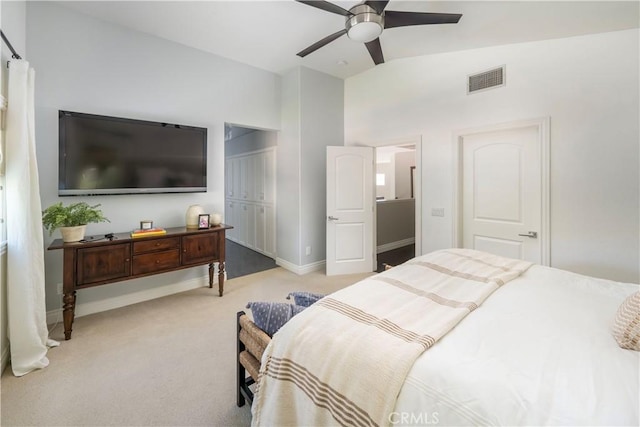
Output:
[[295, 0, 462, 65]]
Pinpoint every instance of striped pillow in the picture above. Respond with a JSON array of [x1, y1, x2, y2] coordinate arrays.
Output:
[[612, 291, 640, 351]]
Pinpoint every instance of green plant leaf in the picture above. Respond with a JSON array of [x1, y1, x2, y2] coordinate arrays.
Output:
[[42, 202, 110, 235]]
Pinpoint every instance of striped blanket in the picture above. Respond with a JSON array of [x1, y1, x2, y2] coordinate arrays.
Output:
[[251, 249, 533, 427]]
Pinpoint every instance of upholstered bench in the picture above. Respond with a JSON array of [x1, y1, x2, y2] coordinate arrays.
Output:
[[236, 311, 271, 407]]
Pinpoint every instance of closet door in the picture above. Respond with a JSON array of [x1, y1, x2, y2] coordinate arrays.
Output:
[[237, 203, 255, 248], [254, 152, 266, 202], [254, 204, 275, 257], [255, 205, 266, 253], [231, 158, 242, 201], [225, 159, 234, 199], [240, 156, 256, 201], [226, 200, 238, 241]]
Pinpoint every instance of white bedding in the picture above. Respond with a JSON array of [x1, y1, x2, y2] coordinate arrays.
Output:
[[252, 249, 533, 426], [393, 264, 639, 426]]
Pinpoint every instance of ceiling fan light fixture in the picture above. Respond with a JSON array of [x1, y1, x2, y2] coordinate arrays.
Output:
[[346, 4, 384, 43], [347, 21, 382, 42]]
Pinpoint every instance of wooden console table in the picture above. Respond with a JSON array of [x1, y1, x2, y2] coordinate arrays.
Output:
[[48, 224, 232, 340]]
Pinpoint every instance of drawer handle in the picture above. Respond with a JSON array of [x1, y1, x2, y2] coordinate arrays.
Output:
[[156, 260, 160, 264], [155, 242, 161, 246]]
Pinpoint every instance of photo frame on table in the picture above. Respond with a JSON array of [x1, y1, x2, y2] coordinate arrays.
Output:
[[198, 214, 210, 229]]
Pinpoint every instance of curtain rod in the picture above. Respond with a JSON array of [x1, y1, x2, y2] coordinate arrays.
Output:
[[0, 29, 22, 60]]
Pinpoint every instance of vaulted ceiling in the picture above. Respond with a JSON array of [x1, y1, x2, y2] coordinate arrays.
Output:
[[58, 1, 640, 79]]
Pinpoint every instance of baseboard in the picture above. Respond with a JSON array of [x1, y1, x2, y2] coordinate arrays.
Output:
[[376, 237, 415, 254], [276, 258, 326, 275], [46, 274, 219, 325]]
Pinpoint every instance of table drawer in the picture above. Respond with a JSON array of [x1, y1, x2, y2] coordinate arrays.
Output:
[[132, 249, 180, 275], [133, 237, 180, 255]]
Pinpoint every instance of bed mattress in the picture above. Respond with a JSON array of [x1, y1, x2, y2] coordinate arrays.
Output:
[[393, 264, 639, 426]]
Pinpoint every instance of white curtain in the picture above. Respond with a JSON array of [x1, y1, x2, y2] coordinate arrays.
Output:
[[6, 59, 59, 376]]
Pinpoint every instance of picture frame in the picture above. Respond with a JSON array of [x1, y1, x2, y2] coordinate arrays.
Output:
[[140, 220, 153, 230], [198, 213, 210, 230]]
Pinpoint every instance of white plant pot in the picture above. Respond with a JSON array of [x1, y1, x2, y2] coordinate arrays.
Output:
[[60, 225, 87, 243]]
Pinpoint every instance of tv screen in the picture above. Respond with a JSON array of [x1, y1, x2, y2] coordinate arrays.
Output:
[[58, 110, 207, 196]]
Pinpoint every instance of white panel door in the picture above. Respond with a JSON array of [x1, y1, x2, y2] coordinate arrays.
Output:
[[326, 146, 374, 275], [462, 125, 541, 263], [237, 202, 247, 245], [239, 203, 256, 249], [240, 156, 255, 201], [255, 204, 266, 253], [254, 152, 265, 202], [231, 158, 241, 200], [226, 200, 237, 241], [225, 159, 234, 199], [254, 204, 275, 258]]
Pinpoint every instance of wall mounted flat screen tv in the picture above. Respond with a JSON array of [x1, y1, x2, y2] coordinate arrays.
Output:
[[59, 110, 207, 196]]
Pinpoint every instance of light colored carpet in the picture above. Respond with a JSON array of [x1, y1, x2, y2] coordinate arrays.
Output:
[[0, 267, 373, 427]]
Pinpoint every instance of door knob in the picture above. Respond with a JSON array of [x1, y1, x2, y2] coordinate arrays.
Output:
[[518, 231, 538, 238], [327, 216, 339, 221]]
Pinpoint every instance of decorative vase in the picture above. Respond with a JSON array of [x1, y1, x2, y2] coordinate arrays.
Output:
[[185, 204, 205, 229], [60, 225, 87, 243], [210, 213, 222, 226]]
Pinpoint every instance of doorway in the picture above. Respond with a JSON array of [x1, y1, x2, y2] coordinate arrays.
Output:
[[224, 123, 278, 278], [373, 137, 422, 271]]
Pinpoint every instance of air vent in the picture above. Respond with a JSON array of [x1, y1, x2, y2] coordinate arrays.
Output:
[[467, 66, 505, 94]]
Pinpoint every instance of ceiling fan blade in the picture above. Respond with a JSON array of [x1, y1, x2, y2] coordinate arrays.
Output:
[[296, 0, 353, 16], [384, 11, 462, 29], [297, 28, 348, 57], [365, 38, 384, 65], [364, 1, 390, 14]]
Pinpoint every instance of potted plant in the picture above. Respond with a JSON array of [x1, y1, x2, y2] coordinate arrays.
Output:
[[42, 202, 110, 242]]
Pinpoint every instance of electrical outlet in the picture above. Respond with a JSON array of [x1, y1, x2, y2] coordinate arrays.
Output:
[[305, 246, 311, 256], [56, 283, 63, 295]]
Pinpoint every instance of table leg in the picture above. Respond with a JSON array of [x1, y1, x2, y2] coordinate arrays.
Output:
[[62, 291, 76, 340], [208, 262, 214, 289], [218, 262, 225, 296]]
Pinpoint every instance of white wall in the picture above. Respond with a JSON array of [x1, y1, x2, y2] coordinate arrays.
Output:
[[277, 68, 302, 266], [27, 2, 281, 315], [345, 29, 639, 283], [300, 67, 344, 267], [376, 199, 415, 249], [277, 67, 344, 272]]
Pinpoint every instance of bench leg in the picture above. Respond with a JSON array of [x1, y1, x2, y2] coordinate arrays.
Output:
[[237, 311, 247, 407]]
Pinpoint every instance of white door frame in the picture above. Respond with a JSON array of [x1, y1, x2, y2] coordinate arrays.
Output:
[[452, 117, 550, 265], [365, 135, 423, 261]]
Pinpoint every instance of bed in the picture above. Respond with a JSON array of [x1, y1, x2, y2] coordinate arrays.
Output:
[[244, 249, 639, 426]]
